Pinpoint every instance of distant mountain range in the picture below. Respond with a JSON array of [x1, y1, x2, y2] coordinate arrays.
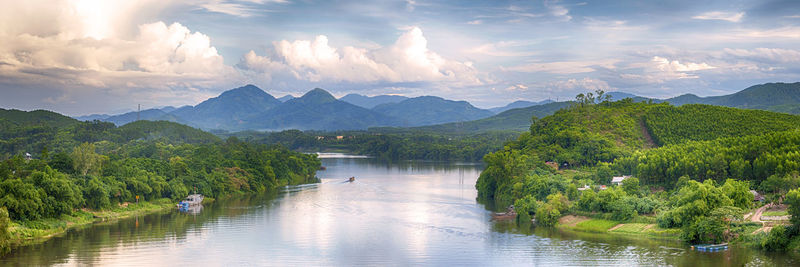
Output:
[[372, 96, 493, 127], [488, 100, 554, 114], [71, 82, 800, 132], [339, 94, 409, 109]]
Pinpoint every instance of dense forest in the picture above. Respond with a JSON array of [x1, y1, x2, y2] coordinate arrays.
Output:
[[230, 129, 518, 162], [476, 92, 800, 247], [0, 108, 320, 254]]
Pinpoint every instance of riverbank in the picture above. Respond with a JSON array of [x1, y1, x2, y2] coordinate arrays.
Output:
[[556, 215, 682, 240], [6, 198, 179, 249]]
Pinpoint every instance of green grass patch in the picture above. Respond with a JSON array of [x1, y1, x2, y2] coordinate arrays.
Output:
[[573, 219, 619, 233], [763, 210, 788, 217], [610, 223, 651, 234]]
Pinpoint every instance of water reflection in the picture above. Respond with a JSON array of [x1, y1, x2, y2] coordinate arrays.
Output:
[[1, 157, 799, 266]]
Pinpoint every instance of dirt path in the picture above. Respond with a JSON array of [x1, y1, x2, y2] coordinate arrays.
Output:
[[639, 119, 656, 148], [558, 215, 590, 227], [608, 224, 625, 231], [751, 205, 768, 222]]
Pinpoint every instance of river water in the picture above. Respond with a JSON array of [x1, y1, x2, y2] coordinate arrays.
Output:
[[2, 154, 797, 266]]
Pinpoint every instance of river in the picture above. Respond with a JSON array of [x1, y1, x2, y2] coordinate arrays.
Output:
[[1, 154, 797, 266]]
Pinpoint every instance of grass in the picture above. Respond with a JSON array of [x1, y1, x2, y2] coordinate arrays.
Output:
[[572, 219, 619, 233], [762, 210, 789, 217], [7, 198, 176, 247]]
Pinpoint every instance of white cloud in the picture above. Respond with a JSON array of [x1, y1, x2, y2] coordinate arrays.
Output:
[[239, 27, 483, 86], [504, 84, 529, 91], [692, 11, 745, 22], [198, 0, 288, 17], [723, 48, 800, 63], [0, 0, 239, 113], [652, 56, 715, 72], [504, 60, 618, 74], [544, 0, 571, 21], [548, 78, 612, 92], [464, 41, 538, 57]]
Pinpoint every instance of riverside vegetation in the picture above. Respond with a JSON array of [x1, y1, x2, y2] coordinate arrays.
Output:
[[476, 91, 800, 250], [0, 109, 320, 254]]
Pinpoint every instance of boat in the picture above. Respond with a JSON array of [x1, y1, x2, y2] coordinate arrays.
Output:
[[491, 205, 517, 221], [177, 194, 204, 209], [691, 243, 728, 252], [348, 176, 355, 182]]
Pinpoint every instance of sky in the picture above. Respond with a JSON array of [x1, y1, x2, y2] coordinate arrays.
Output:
[[1, 0, 799, 115]]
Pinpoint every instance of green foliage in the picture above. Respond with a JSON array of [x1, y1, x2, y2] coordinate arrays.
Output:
[[657, 180, 733, 228], [761, 225, 790, 251], [0, 207, 10, 255], [643, 104, 800, 146], [535, 203, 561, 226], [0, 109, 321, 222], [622, 177, 640, 196], [720, 179, 753, 210], [785, 188, 800, 226], [513, 195, 538, 223]]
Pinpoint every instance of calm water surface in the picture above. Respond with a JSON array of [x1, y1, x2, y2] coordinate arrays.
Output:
[[2, 154, 798, 266]]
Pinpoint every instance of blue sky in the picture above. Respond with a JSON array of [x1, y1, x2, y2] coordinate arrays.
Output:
[[1, 0, 799, 115]]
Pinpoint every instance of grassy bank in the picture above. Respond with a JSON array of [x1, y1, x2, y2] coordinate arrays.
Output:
[[7, 198, 178, 248], [556, 215, 681, 240]]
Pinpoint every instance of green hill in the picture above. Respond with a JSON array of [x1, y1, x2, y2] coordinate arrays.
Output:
[[410, 101, 573, 134], [372, 96, 494, 127], [0, 109, 221, 156], [111, 120, 220, 144], [475, 99, 800, 202], [661, 82, 800, 113], [0, 108, 78, 128]]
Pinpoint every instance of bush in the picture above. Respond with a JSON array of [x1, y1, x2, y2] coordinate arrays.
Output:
[[761, 225, 790, 251], [0, 207, 10, 255], [535, 203, 561, 226]]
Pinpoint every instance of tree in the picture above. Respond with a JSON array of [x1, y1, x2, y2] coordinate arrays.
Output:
[[71, 142, 104, 176], [0, 207, 10, 255], [785, 188, 800, 226], [622, 177, 641, 196]]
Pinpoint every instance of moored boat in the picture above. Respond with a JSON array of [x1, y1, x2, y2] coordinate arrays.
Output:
[[178, 194, 204, 209]]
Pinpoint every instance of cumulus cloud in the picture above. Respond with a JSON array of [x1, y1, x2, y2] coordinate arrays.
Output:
[[692, 11, 745, 22], [0, 0, 239, 114], [239, 27, 483, 86], [651, 56, 715, 72]]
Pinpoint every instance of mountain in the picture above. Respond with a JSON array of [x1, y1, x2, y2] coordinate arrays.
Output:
[[75, 114, 111, 121], [277, 95, 295, 102], [247, 88, 399, 131], [489, 100, 554, 114], [102, 108, 179, 126], [0, 108, 79, 128], [171, 84, 281, 130], [340, 94, 409, 109], [661, 82, 800, 114], [372, 96, 494, 127], [407, 101, 574, 134]]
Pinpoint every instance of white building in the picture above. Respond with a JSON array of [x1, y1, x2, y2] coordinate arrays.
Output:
[[611, 175, 631, 186]]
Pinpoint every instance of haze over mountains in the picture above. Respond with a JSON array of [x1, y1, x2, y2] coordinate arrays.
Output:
[[73, 82, 800, 132]]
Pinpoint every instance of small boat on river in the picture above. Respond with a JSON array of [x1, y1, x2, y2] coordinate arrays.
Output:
[[348, 177, 355, 182], [691, 243, 728, 252], [178, 194, 204, 209], [491, 205, 517, 221]]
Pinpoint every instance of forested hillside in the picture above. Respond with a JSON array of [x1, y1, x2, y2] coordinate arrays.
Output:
[[0, 109, 320, 253], [475, 94, 800, 246]]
